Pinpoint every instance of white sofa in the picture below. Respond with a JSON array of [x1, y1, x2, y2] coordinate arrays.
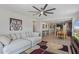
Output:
[[0, 32, 42, 54]]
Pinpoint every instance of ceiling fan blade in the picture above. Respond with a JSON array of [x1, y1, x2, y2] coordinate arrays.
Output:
[[27, 11, 37, 13], [46, 8, 56, 11], [45, 12, 54, 14], [39, 14, 41, 17], [43, 13, 47, 16], [33, 12, 39, 16], [27, 11, 39, 16], [43, 4, 48, 10], [32, 6, 40, 11]]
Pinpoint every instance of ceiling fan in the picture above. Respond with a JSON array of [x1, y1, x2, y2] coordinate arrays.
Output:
[[28, 4, 56, 17]]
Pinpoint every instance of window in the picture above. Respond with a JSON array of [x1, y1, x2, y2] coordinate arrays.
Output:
[[74, 20, 79, 30]]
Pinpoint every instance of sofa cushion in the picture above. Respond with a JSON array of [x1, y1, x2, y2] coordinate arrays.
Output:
[[10, 34, 17, 40], [3, 39, 31, 54], [0, 42, 3, 53], [25, 32, 40, 37], [0, 35, 11, 46], [25, 32, 30, 37], [6, 34, 12, 40], [21, 33, 26, 39], [33, 32, 40, 37], [15, 33, 21, 39], [27, 37, 42, 47]]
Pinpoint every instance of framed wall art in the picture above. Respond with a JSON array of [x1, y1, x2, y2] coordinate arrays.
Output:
[[10, 18, 22, 31]]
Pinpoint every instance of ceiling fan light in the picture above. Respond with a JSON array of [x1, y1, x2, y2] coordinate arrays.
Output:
[[30, 4, 56, 17], [41, 12, 43, 14]]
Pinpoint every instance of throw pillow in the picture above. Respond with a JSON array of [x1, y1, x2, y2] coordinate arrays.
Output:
[[10, 34, 17, 40], [15, 33, 21, 39], [0, 35, 11, 46]]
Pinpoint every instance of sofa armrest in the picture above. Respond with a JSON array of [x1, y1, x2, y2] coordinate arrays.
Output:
[[37, 37, 42, 40], [0, 42, 3, 54]]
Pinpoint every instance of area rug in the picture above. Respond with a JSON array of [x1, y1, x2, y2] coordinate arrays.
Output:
[[59, 45, 68, 52], [30, 48, 44, 54], [30, 48, 53, 54], [38, 41, 48, 49], [31, 42, 54, 54]]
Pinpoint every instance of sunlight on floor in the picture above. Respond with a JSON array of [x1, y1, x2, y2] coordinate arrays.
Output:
[[42, 33, 71, 54]]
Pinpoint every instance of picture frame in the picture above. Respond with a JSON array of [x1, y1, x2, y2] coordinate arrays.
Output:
[[10, 18, 22, 31]]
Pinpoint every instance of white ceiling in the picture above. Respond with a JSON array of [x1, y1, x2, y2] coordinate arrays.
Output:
[[0, 4, 79, 22]]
